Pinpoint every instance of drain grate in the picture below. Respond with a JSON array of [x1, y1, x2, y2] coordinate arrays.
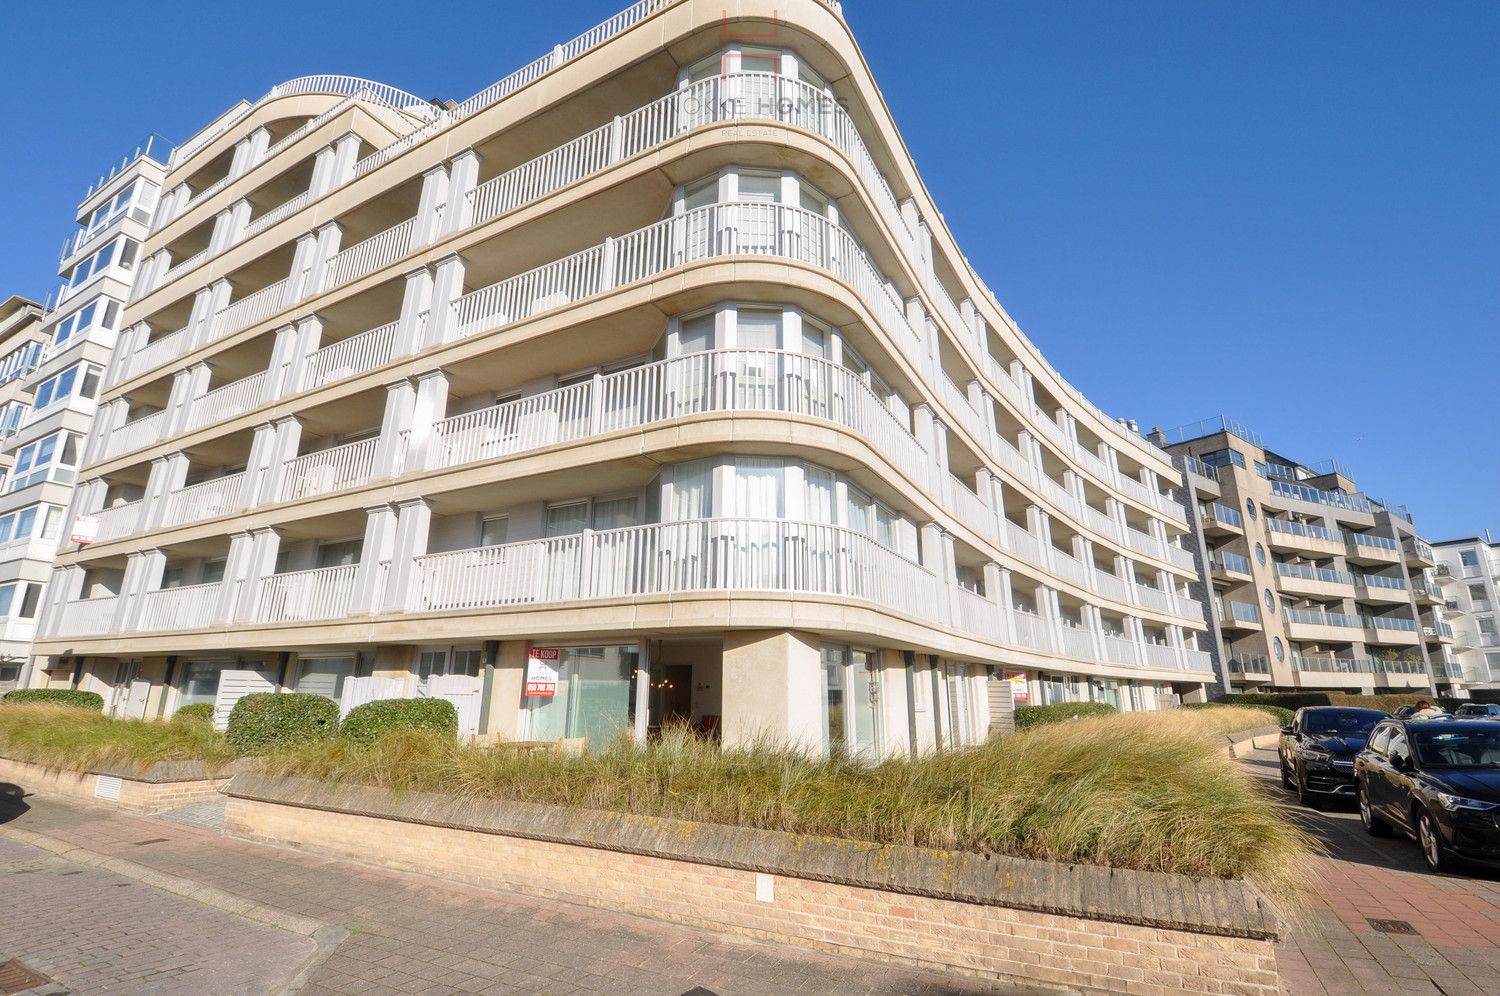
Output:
[[0, 957, 53, 994], [133, 838, 169, 846], [1367, 918, 1420, 935]]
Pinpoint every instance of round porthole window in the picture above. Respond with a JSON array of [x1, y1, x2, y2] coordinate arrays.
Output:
[[1245, 498, 1258, 520], [1273, 637, 1285, 662], [1255, 543, 1266, 566], [1263, 589, 1276, 613]]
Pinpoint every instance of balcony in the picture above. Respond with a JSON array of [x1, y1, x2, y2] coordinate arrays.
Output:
[[1404, 538, 1437, 568], [1285, 608, 1361, 642], [1267, 478, 1376, 516], [1221, 600, 1262, 631], [1411, 580, 1443, 605], [1421, 620, 1455, 644], [1293, 655, 1372, 674], [1353, 573, 1410, 605], [1365, 615, 1421, 647], [1210, 550, 1252, 583], [1226, 652, 1271, 682], [1264, 516, 1345, 557], [1345, 531, 1402, 567], [1200, 502, 1242, 537], [1274, 561, 1354, 599]]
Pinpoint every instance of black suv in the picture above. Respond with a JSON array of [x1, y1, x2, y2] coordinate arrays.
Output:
[[1279, 707, 1389, 805], [1355, 720, 1500, 872], [1453, 703, 1500, 720]]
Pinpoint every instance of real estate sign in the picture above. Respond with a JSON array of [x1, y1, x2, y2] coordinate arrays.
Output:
[[525, 648, 560, 697], [1007, 672, 1029, 702], [70, 515, 100, 545]]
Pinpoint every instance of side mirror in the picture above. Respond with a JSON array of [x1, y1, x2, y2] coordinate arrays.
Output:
[[1280, 725, 1294, 736], [1395, 755, 1412, 772]]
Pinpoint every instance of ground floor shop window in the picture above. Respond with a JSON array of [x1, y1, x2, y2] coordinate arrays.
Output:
[[822, 646, 880, 758], [523, 645, 638, 747]]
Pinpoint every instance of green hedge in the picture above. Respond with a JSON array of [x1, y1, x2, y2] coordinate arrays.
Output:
[[1216, 691, 1454, 715], [341, 698, 458, 745], [2, 689, 105, 711], [1014, 702, 1117, 729], [225, 693, 339, 756], [172, 703, 215, 724], [1181, 701, 1294, 727]]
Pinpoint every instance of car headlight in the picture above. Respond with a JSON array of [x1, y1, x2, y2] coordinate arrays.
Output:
[[1436, 792, 1500, 813], [1300, 748, 1332, 767]]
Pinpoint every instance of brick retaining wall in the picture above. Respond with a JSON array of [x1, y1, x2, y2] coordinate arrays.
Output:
[[0, 755, 232, 814], [225, 774, 1284, 995]]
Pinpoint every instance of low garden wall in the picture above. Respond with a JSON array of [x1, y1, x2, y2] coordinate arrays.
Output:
[[0, 754, 238, 814], [224, 773, 1285, 995]]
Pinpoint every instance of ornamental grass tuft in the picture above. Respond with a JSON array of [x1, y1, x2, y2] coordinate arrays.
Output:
[[259, 705, 1314, 898], [0, 702, 235, 773]]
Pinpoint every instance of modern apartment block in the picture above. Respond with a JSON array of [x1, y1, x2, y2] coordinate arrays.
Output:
[[0, 144, 165, 693], [0, 295, 48, 691], [27, 0, 1217, 754], [1163, 417, 1461, 696], [1433, 535, 1500, 690]]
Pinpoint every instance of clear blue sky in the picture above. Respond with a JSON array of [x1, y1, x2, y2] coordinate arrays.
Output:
[[3, 0, 1495, 538]]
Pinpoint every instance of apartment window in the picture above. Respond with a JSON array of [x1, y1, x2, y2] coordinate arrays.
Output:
[[161, 567, 184, 590], [1480, 618, 1497, 638], [61, 236, 138, 291], [418, 648, 483, 680], [677, 311, 716, 354], [176, 660, 231, 709], [201, 559, 227, 584], [480, 516, 509, 546], [0, 506, 42, 545], [1273, 637, 1285, 662], [735, 307, 781, 349], [1461, 550, 1480, 572], [315, 540, 362, 568], [1255, 543, 1266, 566], [50, 298, 122, 353], [0, 343, 42, 387], [822, 646, 882, 759], [1264, 589, 1276, 614], [31, 363, 102, 413], [9, 431, 82, 491], [294, 657, 355, 701]]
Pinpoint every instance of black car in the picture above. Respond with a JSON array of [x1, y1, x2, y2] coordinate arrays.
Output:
[[1355, 719, 1500, 872], [1279, 707, 1390, 805], [1393, 705, 1418, 720], [1453, 703, 1500, 720]]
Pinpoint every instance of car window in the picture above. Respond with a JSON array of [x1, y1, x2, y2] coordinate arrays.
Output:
[[1411, 726, 1500, 768], [1301, 709, 1385, 736], [1389, 733, 1411, 767], [1368, 725, 1393, 755]]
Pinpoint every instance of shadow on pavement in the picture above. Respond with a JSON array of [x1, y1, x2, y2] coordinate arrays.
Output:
[[0, 782, 29, 825]]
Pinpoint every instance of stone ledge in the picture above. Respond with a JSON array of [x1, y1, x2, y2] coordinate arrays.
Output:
[[1226, 724, 1283, 758], [225, 772, 1285, 940], [0, 752, 246, 783]]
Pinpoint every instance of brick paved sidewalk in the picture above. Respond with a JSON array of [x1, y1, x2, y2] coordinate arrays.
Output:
[[1238, 748, 1500, 995], [3, 794, 1024, 996], [0, 835, 316, 995]]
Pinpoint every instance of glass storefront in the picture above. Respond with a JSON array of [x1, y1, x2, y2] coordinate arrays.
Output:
[[523, 645, 639, 747]]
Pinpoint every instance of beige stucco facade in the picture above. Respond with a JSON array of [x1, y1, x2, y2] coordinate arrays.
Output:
[[30, 0, 1218, 750]]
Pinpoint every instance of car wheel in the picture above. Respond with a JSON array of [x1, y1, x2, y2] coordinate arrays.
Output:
[[1357, 784, 1390, 837], [1280, 758, 1293, 789], [1418, 810, 1454, 873], [1296, 766, 1319, 808]]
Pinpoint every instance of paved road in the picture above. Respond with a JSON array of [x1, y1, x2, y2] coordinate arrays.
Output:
[[0, 787, 1021, 996], [1240, 747, 1500, 994]]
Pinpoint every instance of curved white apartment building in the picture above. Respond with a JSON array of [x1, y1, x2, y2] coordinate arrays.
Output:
[[29, 0, 1214, 753]]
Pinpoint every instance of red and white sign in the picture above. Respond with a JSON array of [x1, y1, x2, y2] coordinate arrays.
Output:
[[525, 648, 560, 697], [70, 515, 100, 545], [1007, 672, 1029, 702]]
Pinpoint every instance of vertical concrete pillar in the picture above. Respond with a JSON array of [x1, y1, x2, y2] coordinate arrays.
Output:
[[481, 640, 529, 742], [305, 222, 343, 296], [412, 166, 450, 249], [350, 504, 399, 613], [392, 268, 436, 357], [138, 452, 189, 531], [381, 498, 432, 612], [422, 254, 466, 345], [443, 149, 481, 235], [234, 527, 282, 623], [372, 379, 416, 477], [720, 630, 824, 752], [214, 531, 256, 625], [256, 417, 304, 505]]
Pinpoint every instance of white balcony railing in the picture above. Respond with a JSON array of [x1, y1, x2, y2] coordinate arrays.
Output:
[[1143, 642, 1179, 669], [1051, 549, 1088, 588], [302, 320, 403, 392], [946, 476, 996, 543], [185, 372, 267, 432], [1058, 624, 1095, 660], [1004, 525, 1046, 569], [953, 586, 1005, 643], [1011, 610, 1049, 651], [278, 437, 382, 503], [255, 563, 360, 623], [412, 518, 937, 622], [139, 581, 223, 631], [1102, 634, 1136, 665], [53, 595, 119, 637], [91, 500, 143, 543], [161, 473, 246, 528], [324, 217, 417, 288], [102, 410, 166, 461]]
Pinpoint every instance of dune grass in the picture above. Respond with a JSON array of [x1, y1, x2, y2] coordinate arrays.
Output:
[[259, 705, 1314, 897], [0, 703, 235, 773]]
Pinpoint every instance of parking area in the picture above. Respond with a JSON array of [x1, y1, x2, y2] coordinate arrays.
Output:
[[1240, 747, 1500, 994]]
